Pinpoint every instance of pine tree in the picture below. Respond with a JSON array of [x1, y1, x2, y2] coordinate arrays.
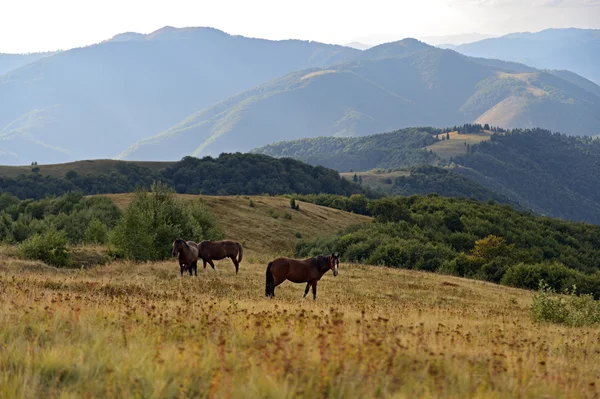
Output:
[[446, 132, 450, 140], [353, 174, 358, 183]]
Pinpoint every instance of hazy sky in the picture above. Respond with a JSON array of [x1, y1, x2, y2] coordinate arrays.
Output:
[[1, 0, 599, 53]]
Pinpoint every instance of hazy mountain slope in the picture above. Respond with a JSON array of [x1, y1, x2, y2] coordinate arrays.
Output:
[[449, 28, 600, 84], [124, 41, 600, 160], [0, 52, 59, 76], [117, 69, 426, 160], [0, 26, 358, 165]]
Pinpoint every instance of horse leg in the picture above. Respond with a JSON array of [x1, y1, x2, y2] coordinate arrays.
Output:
[[303, 282, 311, 298], [312, 281, 317, 301], [188, 262, 193, 276], [180, 263, 184, 277], [193, 261, 198, 276], [203, 259, 207, 272], [208, 259, 217, 272], [231, 257, 239, 274]]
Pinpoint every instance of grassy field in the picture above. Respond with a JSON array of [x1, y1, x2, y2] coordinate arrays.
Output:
[[340, 170, 410, 193], [0, 159, 173, 178], [426, 131, 493, 159], [1, 195, 599, 398]]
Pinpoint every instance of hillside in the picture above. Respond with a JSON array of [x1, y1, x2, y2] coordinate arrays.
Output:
[[451, 129, 600, 225], [123, 40, 600, 160], [0, 153, 366, 200], [106, 193, 371, 254], [2, 190, 600, 397], [446, 28, 600, 85], [0, 51, 59, 76], [0, 26, 358, 165]]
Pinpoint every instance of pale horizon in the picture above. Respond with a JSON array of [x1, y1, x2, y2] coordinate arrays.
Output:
[[2, 0, 600, 53]]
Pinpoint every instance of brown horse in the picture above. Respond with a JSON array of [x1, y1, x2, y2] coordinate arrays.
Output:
[[172, 239, 200, 276], [265, 253, 339, 300], [199, 240, 243, 274]]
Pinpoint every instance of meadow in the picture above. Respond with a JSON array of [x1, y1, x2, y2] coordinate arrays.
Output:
[[425, 131, 492, 159], [1, 195, 599, 398]]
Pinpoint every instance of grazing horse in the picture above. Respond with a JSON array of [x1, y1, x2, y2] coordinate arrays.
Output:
[[172, 239, 200, 276], [199, 240, 243, 274], [265, 253, 339, 300]]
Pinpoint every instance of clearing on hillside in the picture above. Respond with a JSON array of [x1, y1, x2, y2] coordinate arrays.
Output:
[[340, 170, 409, 192], [426, 130, 493, 159], [105, 194, 371, 256], [0, 159, 173, 178]]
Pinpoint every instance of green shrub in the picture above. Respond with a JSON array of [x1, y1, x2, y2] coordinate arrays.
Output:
[[267, 209, 278, 219], [109, 182, 223, 261], [290, 198, 296, 210], [295, 232, 302, 239], [249, 199, 256, 208], [84, 218, 108, 244], [531, 281, 600, 327], [284, 212, 292, 220], [18, 230, 70, 267]]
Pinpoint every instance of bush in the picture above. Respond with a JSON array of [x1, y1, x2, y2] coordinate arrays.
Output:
[[284, 212, 292, 220], [84, 218, 108, 244], [18, 230, 70, 267], [109, 182, 223, 261], [531, 281, 600, 327], [249, 199, 256, 208]]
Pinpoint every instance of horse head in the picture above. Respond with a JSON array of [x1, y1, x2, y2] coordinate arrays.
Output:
[[172, 239, 189, 257], [330, 253, 340, 276]]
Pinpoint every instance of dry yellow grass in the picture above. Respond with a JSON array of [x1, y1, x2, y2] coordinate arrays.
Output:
[[1, 257, 599, 398], [426, 131, 493, 160], [1, 195, 599, 398]]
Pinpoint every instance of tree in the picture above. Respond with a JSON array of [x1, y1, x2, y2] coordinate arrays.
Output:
[[353, 174, 358, 183], [358, 176, 363, 186], [446, 133, 450, 140]]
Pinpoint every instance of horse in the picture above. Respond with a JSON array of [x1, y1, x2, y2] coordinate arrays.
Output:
[[265, 253, 339, 300], [172, 239, 200, 276], [199, 240, 243, 274]]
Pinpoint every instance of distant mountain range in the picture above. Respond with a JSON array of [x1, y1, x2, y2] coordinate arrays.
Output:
[[2, 26, 600, 165], [443, 28, 600, 85], [121, 38, 600, 161], [0, 26, 357, 165]]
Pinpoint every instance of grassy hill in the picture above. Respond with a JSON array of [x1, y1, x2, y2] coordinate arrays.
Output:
[[123, 41, 600, 160], [1, 191, 599, 397], [0, 51, 59, 76], [0, 27, 358, 165], [107, 193, 371, 255], [447, 28, 600, 85], [0, 159, 173, 179]]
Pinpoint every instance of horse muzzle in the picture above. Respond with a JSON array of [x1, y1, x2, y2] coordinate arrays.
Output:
[[333, 270, 338, 277]]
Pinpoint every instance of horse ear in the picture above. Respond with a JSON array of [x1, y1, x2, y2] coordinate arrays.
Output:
[[183, 241, 189, 248]]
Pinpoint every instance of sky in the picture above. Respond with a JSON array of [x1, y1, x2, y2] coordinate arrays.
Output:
[[1, 0, 599, 53]]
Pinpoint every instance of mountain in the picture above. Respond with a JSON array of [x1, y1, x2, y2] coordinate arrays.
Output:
[[0, 52, 59, 76], [446, 28, 600, 84], [122, 40, 600, 160], [0, 26, 358, 165]]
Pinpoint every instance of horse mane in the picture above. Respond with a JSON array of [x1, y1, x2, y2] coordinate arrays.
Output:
[[310, 255, 331, 270]]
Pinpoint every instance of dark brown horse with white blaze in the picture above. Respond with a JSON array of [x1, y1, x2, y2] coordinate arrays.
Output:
[[172, 239, 200, 276], [265, 254, 339, 300], [199, 240, 243, 274]]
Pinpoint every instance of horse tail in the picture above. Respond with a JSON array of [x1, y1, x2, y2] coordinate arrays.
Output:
[[265, 262, 274, 297], [237, 242, 243, 263]]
